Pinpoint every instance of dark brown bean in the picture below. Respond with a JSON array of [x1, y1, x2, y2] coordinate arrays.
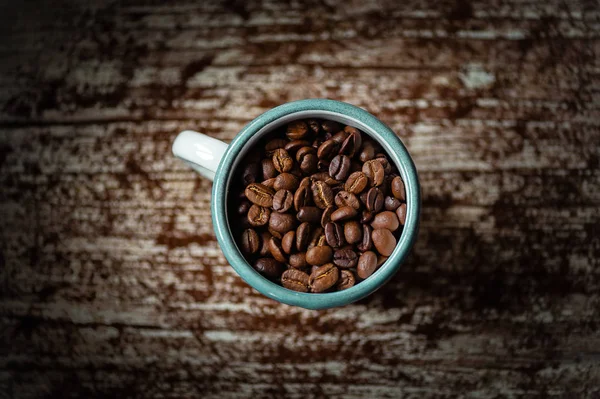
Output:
[[296, 146, 318, 174], [311, 180, 334, 209], [241, 229, 260, 255], [268, 237, 287, 262], [371, 211, 400, 231], [265, 138, 288, 156], [325, 222, 345, 248], [385, 196, 402, 211], [311, 172, 339, 185], [282, 230, 296, 254], [372, 229, 396, 256], [261, 159, 277, 180], [307, 226, 325, 249], [375, 154, 392, 174], [359, 141, 376, 162], [321, 206, 335, 228], [262, 178, 276, 189], [307, 119, 321, 134], [294, 178, 312, 210], [344, 221, 362, 245], [254, 258, 283, 278], [285, 139, 311, 154], [363, 159, 385, 187], [361, 210, 375, 224], [269, 212, 296, 234], [331, 206, 358, 222], [286, 120, 309, 140], [317, 139, 340, 160], [365, 187, 384, 212], [289, 252, 308, 269], [331, 130, 349, 144], [241, 163, 260, 185], [329, 154, 351, 181], [357, 225, 373, 252], [296, 222, 311, 251], [238, 200, 251, 215], [396, 203, 407, 225], [281, 269, 310, 292], [391, 176, 406, 201], [345, 171, 368, 194], [272, 190, 294, 213], [306, 245, 333, 266], [273, 173, 299, 192], [268, 227, 282, 239], [334, 191, 361, 210], [245, 183, 275, 207], [272, 148, 294, 173], [309, 263, 339, 293], [377, 255, 388, 268], [321, 120, 341, 133], [333, 248, 358, 268], [248, 204, 270, 226], [357, 251, 377, 279], [339, 129, 362, 157], [336, 269, 355, 291], [297, 206, 322, 224], [259, 231, 272, 256]]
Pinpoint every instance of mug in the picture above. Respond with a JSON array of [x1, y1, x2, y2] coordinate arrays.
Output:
[[172, 99, 420, 309]]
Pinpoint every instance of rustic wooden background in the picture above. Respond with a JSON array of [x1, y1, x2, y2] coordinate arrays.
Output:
[[1, 0, 599, 397]]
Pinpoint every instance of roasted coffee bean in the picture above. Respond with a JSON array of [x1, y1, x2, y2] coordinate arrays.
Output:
[[363, 160, 385, 187], [311, 172, 339, 185], [261, 159, 277, 180], [359, 141, 376, 162], [371, 211, 400, 231], [248, 204, 270, 226], [372, 229, 396, 256], [297, 206, 322, 224], [245, 183, 275, 207], [359, 191, 368, 204], [361, 210, 375, 224], [281, 269, 310, 292], [254, 258, 283, 278], [268, 237, 287, 262], [357, 224, 373, 252], [339, 129, 361, 157], [325, 222, 345, 248], [329, 154, 351, 181], [238, 200, 251, 215], [285, 139, 310, 154], [296, 222, 311, 251], [336, 269, 355, 290], [268, 227, 282, 239], [289, 252, 308, 269], [385, 196, 402, 211], [396, 203, 407, 225], [311, 180, 334, 209], [321, 120, 341, 133], [273, 190, 294, 213], [331, 183, 344, 196], [331, 206, 358, 222], [377, 255, 388, 268], [333, 248, 358, 268], [309, 263, 339, 293], [274, 173, 299, 191], [321, 206, 335, 228], [272, 148, 293, 173], [366, 187, 384, 212], [331, 130, 349, 144], [391, 176, 406, 201], [265, 138, 288, 155], [241, 228, 260, 255], [306, 245, 333, 266], [294, 178, 312, 210], [357, 251, 377, 279], [335, 191, 361, 210], [287, 120, 310, 140], [307, 119, 321, 134], [317, 139, 340, 160], [307, 226, 325, 249], [262, 178, 276, 189], [282, 230, 296, 254], [296, 146, 318, 174], [269, 212, 296, 234], [241, 163, 260, 185], [290, 162, 303, 177], [374, 154, 392, 174], [344, 221, 362, 244], [345, 171, 368, 194], [344, 125, 360, 135]]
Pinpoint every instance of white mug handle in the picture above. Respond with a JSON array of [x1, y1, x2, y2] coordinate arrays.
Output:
[[172, 130, 228, 181]]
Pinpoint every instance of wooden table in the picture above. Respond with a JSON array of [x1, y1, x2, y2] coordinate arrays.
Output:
[[1, 1, 599, 397]]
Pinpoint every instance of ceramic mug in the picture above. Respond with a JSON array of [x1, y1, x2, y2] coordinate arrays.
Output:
[[172, 99, 420, 309]]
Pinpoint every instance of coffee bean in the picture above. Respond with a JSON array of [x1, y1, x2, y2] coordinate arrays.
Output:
[[371, 211, 399, 231], [265, 138, 288, 154], [307, 119, 321, 134], [357, 224, 373, 252], [334, 191, 361, 210], [331, 130, 349, 144], [384, 196, 402, 211], [311, 180, 334, 209], [366, 187, 384, 212], [377, 255, 388, 268], [344, 125, 360, 135], [311, 172, 339, 186], [274, 173, 299, 192], [285, 139, 311, 154], [330, 206, 357, 222], [329, 155, 351, 181], [296, 222, 311, 251], [358, 141, 376, 162], [306, 245, 333, 266], [262, 178, 276, 189], [272, 148, 293, 173], [333, 248, 358, 268], [294, 178, 312, 210], [268, 227, 282, 239], [336, 269, 355, 290], [254, 258, 283, 279], [321, 120, 341, 133], [269, 212, 296, 234], [361, 210, 375, 224], [282, 230, 296, 254], [396, 203, 407, 225], [357, 251, 377, 279], [309, 263, 339, 292], [259, 231, 272, 256], [344, 221, 362, 244], [261, 159, 277, 180], [241, 163, 260, 185], [245, 183, 275, 207], [325, 222, 345, 248], [345, 171, 368, 194], [391, 176, 406, 201], [372, 229, 396, 256], [321, 206, 334, 228], [241, 228, 260, 255], [287, 120, 309, 140], [307, 226, 325, 249], [289, 252, 308, 269], [268, 237, 287, 262], [297, 206, 322, 224], [238, 200, 251, 215], [248, 204, 270, 226], [363, 159, 385, 187], [281, 269, 310, 292], [339, 129, 361, 157], [296, 146, 318, 174], [317, 139, 340, 160], [273, 190, 294, 213], [375, 154, 392, 174]]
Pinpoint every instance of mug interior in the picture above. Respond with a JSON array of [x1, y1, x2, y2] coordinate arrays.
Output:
[[213, 100, 420, 309]]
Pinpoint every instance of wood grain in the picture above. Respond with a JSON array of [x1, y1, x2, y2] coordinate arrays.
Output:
[[1, 0, 599, 398]]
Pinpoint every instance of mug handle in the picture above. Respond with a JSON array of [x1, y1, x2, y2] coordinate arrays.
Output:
[[172, 130, 228, 181]]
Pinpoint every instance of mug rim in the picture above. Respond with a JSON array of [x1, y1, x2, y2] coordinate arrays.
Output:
[[212, 99, 420, 310]]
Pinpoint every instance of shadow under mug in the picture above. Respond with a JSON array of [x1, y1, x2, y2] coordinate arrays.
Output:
[[172, 99, 420, 310]]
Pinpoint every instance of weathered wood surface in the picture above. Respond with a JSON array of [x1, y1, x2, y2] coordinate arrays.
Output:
[[1, 0, 599, 397]]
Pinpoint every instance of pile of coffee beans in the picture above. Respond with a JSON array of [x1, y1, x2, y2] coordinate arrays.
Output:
[[232, 119, 407, 293]]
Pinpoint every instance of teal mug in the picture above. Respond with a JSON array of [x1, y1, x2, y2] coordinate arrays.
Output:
[[172, 99, 420, 309]]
